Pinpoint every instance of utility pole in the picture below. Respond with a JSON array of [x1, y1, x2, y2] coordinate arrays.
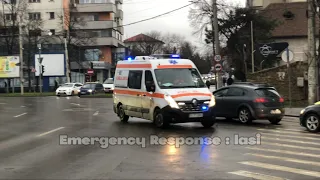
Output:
[[251, 21, 254, 73], [37, 43, 42, 94], [64, 30, 71, 83], [18, 14, 24, 95], [212, 0, 221, 88], [307, 0, 317, 104]]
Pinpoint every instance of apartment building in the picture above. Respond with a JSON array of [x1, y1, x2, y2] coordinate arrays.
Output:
[[69, 0, 125, 81]]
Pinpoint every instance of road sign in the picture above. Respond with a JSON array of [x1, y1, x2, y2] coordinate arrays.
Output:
[[281, 49, 294, 62], [215, 63, 222, 72], [214, 55, 221, 62], [87, 69, 94, 75]]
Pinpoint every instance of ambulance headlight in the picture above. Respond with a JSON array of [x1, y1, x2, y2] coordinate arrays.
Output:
[[164, 95, 179, 109], [206, 95, 215, 107]]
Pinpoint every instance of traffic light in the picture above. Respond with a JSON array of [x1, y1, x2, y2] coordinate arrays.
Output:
[[41, 65, 45, 74]]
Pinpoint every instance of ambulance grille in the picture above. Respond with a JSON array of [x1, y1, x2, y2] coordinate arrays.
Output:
[[178, 100, 206, 112]]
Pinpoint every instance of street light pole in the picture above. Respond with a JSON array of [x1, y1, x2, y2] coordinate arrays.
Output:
[[18, 14, 24, 95], [37, 43, 42, 94], [64, 30, 70, 83]]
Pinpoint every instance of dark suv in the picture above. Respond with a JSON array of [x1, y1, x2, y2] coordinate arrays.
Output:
[[212, 82, 285, 124], [78, 82, 105, 97]]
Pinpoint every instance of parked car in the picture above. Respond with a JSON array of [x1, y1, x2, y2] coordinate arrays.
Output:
[[212, 82, 285, 124], [56, 83, 83, 96], [299, 103, 320, 132], [103, 78, 114, 93], [78, 82, 105, 97]]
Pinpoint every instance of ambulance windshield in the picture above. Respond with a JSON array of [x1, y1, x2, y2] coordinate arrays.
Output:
[[154, 68, 206, 89]]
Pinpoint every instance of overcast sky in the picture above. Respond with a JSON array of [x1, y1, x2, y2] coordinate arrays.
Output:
[[123, 0, 246, 49]]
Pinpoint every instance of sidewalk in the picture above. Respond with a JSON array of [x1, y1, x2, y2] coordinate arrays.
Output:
[[284, 108, 303, 117]]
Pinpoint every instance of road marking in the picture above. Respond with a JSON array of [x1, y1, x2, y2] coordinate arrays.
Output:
[[275, 128, 306, 132], [261, 132, 320, 141], [66, 97, 70, 100], [257, 129, 320, 137], [70, 103, 80, 106], [228, 170, 288, 180], [246, 153, 320, 167], [36, 127, 65, 137], [261, 142, 320, 151], [262, 136, 320, 146], [93, 111, 99, 116], [239, 161, 320, 177], [14, 113, 27, 118], [20, 106, 25, 108], [246, 147, 320, 158], [0, 103, 6, 105]]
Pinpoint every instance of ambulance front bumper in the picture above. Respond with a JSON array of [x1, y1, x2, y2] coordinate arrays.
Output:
[[161, 105, 215, 123]]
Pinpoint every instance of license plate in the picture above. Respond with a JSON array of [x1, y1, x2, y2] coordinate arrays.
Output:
[[189, 113, 203, 118], [270, 109, 281, 114], [81, 92, 86, 94]]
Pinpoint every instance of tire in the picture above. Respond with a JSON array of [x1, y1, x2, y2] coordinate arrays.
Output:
[[304, 113, 320, 133], [238, 107, 252, 124], [118, 104, 129, 123], [153, 109, 169, 128], [268, 117, 282, 125], [201, 117, 216, 128]]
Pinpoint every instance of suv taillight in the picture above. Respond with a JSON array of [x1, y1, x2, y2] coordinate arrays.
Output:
[[279, 97, 284, 102], [254, 98, 268, 103]]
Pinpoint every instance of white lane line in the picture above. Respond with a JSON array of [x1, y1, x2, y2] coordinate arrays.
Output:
[[20, 106, 25, 108], [36, 127, 65, 137], [257, 129, 320, 137], [70, 103, 80, 106], [93, 111, 99, 116], [275, 128, 307, 132], [261, 142, 320, 151], [246, 153, 320, 167], [14, 113, 27, 118], [228, 170, 289, 180], [261, 136, 320, 146], [261, 132, 320, 141], [239, 161, 320, 178], [0, 103, 6, 105], [246, 147, 320, 158]]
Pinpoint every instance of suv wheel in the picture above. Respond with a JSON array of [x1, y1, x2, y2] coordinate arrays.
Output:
[[305, 113, 320, 133], [238, 107, 252, 124]]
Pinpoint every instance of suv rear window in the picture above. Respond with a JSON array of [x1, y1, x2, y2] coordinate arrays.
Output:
[[255, 88, 280, 98]]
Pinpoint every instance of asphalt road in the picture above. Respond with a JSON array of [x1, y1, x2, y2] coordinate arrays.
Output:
[[0, 96, 319, 180]]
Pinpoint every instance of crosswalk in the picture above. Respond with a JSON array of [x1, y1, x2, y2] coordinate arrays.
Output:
[[228, 125, 320, 180]]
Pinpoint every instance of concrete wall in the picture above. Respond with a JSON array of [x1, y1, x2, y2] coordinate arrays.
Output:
[[247, 61, 309, 106]]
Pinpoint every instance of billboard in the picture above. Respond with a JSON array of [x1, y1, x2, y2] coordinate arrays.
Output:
[[0, 56, 19, 78], [35, 54, 65, 77]]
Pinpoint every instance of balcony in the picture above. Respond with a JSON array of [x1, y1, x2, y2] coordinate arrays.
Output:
[[115, 9, 123, 19], [116, 26, 124, 34], [88, 37, 122, 47], [74, 21, 117, 30], [72, 3, 116, 13]]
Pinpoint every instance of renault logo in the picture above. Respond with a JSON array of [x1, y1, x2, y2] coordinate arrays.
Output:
[[192, 99, 198, 106]]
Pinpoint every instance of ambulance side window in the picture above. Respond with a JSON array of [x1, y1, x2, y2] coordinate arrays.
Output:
[[128, 70, 142, 89], [145, 70, 154, 86]]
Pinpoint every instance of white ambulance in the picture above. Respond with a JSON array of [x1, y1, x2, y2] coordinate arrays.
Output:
[[113, 55, 216, 128]]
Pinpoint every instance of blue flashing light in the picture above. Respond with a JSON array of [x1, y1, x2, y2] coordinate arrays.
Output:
[[127, 57, 133, 61], [201, 105, 208, 111], [171, 54, 180, 58]]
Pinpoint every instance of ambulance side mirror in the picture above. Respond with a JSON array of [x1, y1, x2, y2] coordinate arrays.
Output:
[[146, 81, 155, 92]]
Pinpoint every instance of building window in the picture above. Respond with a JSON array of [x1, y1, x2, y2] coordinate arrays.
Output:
[[49, 12, 55, 19], [29, 0, 40, 2], [4, 14, 16, 21], [49, 29, 55, 35], [84, 49, 101, 61], [29, 13, 41, 20]]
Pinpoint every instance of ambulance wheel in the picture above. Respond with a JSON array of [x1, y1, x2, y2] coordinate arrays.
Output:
[[201, 117, 216, 128], [154, 109, 169, 128], [118, 104, 129, 123]]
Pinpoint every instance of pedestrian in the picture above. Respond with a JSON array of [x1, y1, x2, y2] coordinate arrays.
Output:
[[54, 79, 58, 90], [223, 77, 227, 86], [206, 80, 211, 89], [227, 76, 234, 85]]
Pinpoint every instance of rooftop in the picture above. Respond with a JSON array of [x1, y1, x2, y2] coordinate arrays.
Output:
[[124, 34, 165, 44]]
